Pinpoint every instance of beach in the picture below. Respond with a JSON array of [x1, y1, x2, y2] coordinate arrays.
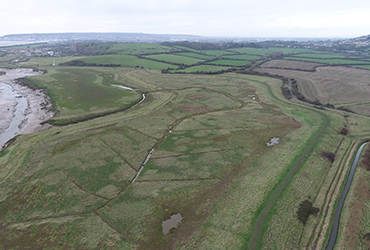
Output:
[[0, 68, 54, 148]]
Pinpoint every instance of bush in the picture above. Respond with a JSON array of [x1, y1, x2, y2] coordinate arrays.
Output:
[[361, 144, 370, 170], [320, 151, 335, 163], [340, 128, 349, 135], [297, 200, 319, 224]]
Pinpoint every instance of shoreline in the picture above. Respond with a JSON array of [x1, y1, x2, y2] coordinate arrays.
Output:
[[0, 68, 54, 149]]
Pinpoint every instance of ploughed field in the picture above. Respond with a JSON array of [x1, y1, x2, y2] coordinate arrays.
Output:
[[1, 43, 370, 249]]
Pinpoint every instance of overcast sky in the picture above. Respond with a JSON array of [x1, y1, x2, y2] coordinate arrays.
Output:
[[1, 0, 370, 38]]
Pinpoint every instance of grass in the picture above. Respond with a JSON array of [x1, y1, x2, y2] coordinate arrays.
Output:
[[169, 65, 230, 73], [105, 43, 174, 55], [255, 66, 370, 105], [261, 59, 322, 71], [284, 57, 370, 65], [74, 54, 176, 69], [221, 54, 262, 61], [0, 69, 311, 249], [25, 66, 142, 122], [206, 59, 251, 66], [2, 43, 370, 249], [176, 52, 215, 60], [229, 47, 315, 55], [289, 53, 357, 59], [144, 54, 204, 65]]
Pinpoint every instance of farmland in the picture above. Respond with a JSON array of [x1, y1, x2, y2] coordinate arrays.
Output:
[[1, 41, 370, 249]]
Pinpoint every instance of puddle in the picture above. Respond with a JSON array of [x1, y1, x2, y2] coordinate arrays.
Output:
[[266, 137, 280, 146], [162, 213, 184, 235]]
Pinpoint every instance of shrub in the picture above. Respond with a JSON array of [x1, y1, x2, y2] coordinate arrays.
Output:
[[340, 128, 348, 135], [320, 151, 335, 163], [297, 200, 319, 224], [361, 144, 370, 170]]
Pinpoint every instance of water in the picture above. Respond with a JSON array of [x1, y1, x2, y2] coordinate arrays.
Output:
[[132, 148, 154, 183], [162, 213, 184, 235], [326, 142, 368, 250], [0, 82, 28, 147], [110, 84, 135, 91], [266, 137, 280, 146]]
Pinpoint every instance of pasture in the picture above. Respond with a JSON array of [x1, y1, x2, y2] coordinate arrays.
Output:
[[0, 68, 324, 249], [260, 59, 322, 71], [144, 54, 204, 65], [176, 52, 215, 60], [72, 55, 176, 70], [256, 66, 370, 107], [284, 57, 370, 65], [1, 42, 370, 249], [23, 66, 142, 124], [169, 65, 230, 73], [207, 59, 251, 66]]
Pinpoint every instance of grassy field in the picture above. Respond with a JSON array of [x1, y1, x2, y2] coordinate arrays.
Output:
[[1, 43, 370, 249], [105, 43, 174, 55], [144, 54, 204, 65], [176, 52, 216, 60], [256, 66, 370, 107], [221, 54, 262, 61], [206, 59, 251, 66], [74, 55, 176, 70], [284, 57, 370, 65], [169, 65, 230, 73], [23, 66, 142, 124], [288, 53, 363, 59], [229, 47, 314, 55], [0, 67, 320, 249], [261, 59, 323, 71]]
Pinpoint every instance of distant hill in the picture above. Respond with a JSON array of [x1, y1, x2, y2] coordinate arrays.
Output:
[[0, 32, 204, 43]]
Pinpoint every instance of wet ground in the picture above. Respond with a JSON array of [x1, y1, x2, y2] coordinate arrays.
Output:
[[162, 213, 184, 235]]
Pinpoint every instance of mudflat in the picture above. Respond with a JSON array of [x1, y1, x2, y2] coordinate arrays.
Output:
[[0, 68, 53, 147]]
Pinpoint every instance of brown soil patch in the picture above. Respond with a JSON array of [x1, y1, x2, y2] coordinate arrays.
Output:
[[180, 105, 212, 113]]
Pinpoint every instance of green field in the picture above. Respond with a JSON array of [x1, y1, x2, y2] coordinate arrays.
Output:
[[176, 52, 215, 60], [169, 65, 230, 73], [75, 54, 176, 69], [207, 59, 251, 66], [284, 57, 370, 65], [221, 54, 262, 60], [1, 42, 370, 249], [145, 54, 204, 65], [229, 47, 314, 55], [201, 50, 234, 56], [105, 43, 174, 55], [24, 67, 142, 124]]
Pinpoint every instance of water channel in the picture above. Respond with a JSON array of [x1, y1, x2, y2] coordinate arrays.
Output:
[[0, 82, 28, 147], [326, 142, 368, 250]]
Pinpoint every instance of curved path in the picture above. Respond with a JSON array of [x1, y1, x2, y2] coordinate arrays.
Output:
[[247, 79, 329, 249], [325, 142, 368, 250]]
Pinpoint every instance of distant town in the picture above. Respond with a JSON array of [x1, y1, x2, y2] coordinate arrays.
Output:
[[1, 32, 370, 57]]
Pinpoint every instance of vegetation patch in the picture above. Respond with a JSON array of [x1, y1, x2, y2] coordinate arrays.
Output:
[[361, 143, 370, 170], [296, 199, 319, 224], [320, 151, 336, 163]]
